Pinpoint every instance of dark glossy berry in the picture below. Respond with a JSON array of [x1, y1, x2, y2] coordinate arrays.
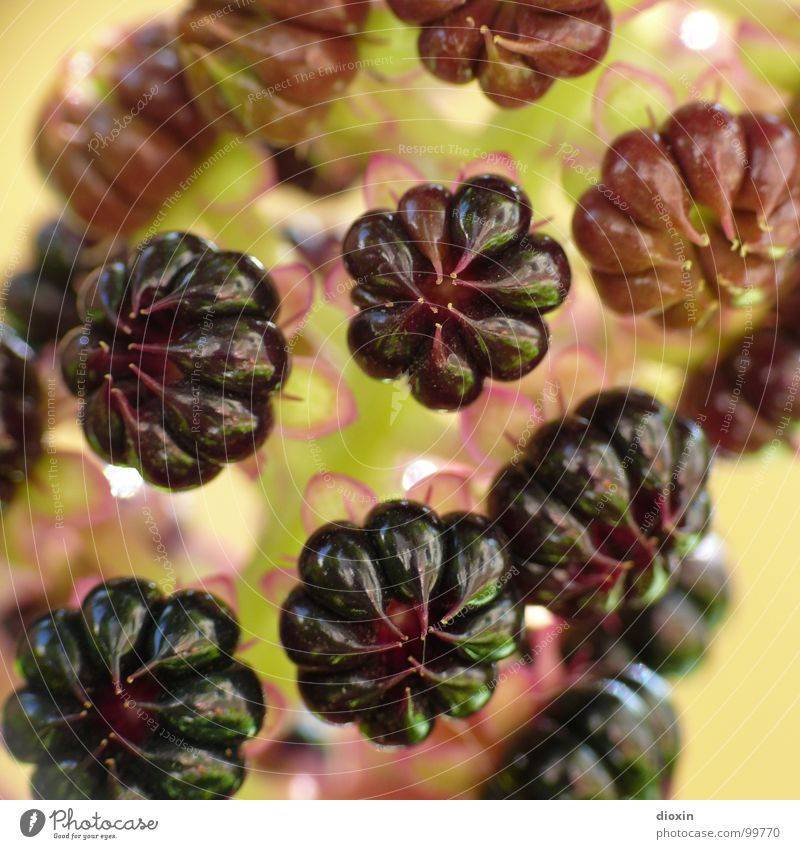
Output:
[[280, 500, 523, 746], [561, 535, 730, 677], [388, 0, 612, 108], [3, 578, 265, 800], [573, 103, 800, 328], [619, 535, 730, 676], [343, 175, 570, 411], [178, 3, 365, 148], [5, 220, 95, 349], [680, 280, 800, 454], [57, 232, 289, 491], [680, 329, 797, 454], [484, 664, 679, 799], [0, 325, 43, 507], [36, 21, 213, 236], [488, 388, 713, 617]]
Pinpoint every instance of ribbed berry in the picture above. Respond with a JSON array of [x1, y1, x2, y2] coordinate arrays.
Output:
[[343, 175, 570, 411], [562, 535, 730, 677], [484, 664, 679, 799], [280, 500, 522, 746], [57, 232, 289, 491], [5, 220, 93, 349], [573, 103, 800, 328], [618, 536, 730, 676], [2, 578, 265, 800], [36, 21, 212, 236], [680, 282, 800, 454], [0, 326, 42, 507], [488, 389, 713, 617], [178, 2, 365, 148], [387, 0, 612, 108]]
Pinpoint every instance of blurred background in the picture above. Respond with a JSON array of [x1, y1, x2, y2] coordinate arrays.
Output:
[[1, 0, 799, 800]]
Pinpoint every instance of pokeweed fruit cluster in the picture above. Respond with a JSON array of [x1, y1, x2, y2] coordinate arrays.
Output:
[[280, 500, 522, 746], [177, 0, 368, 148], [37, 21, 213, 236], [0, 326, 42, 507], [680, 280, 800, 454], [5, 220, 91, 349], [387, 0, 612, 108], [488, 389, 713, 617], [617, 536, 730, 677], [58, 231, 289, 490], [2, 579, 265, 800], [1, 0, 763, 805], [485, 664, 679, 799], [562, 535, 730, 678], [573, 102, 800, 328], [343, 174, 570, 410]]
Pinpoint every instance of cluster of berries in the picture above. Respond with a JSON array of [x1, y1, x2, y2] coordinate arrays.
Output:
[[7, 0, 787, 806], [0, 201, 723, 801], [3, 579, 264, 799], [36, 4, 373, 232], [488, 390, 713, 617], [4, 220, 91, 349], [485, 664, 679, 799], [573, 103, 800, 328], [58, 232, 289, 490], [343, 174, 571, 410], [680, 280, 800, 454], [37, 22, 213, 236], [278, 387, 718, 766], [387, 0, 612, 108], [178, 1, 369, 147], [280, 500, 522, 746], [562, 535, 730, 678]]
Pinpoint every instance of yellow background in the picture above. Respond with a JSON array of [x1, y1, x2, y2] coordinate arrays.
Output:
[[1, 0, 798, 800]]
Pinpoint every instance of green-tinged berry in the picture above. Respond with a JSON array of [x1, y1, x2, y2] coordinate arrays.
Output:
[[489, 388, 713, 617], [484, 665, 679, 799], [57, 232, 289, 491], [280, 500, 522, 746], [3, 578, 265, 800], [343, 175, 570, 411]]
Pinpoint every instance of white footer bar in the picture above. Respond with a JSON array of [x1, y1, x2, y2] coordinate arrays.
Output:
[[1, 800, 797, 849]]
